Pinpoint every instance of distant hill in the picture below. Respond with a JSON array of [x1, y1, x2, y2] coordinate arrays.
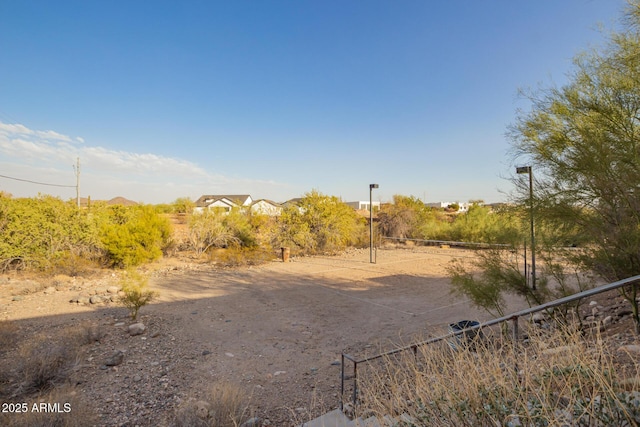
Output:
[[80, 196, 139, 207]]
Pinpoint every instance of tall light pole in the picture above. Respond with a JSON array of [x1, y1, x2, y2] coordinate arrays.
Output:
[[516, 166, 536, 290], [369, 184, 379, 264]]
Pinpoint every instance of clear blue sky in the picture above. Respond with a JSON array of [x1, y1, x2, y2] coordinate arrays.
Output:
[[0, 0, 627, 204]]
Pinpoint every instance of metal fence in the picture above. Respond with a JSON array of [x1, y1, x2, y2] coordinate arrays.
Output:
[[340, 274, 640, 410]]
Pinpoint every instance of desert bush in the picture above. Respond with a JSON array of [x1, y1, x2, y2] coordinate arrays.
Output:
[[99, 204, 172, 268], [119, 269, 157, 320], [0, 385, 97, 427], [209, 246, 275, 267], [274, 190, 366, 254], [173, 381, 249, 427], [0, 195, 101, 272], [357, 324, 640, 426], [187, 209, 241, 256], [48, 250, 102, 276]]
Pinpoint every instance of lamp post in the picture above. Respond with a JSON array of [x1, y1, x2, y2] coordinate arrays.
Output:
[[369, 184, 379, 263], [516, 166, 536, 290]]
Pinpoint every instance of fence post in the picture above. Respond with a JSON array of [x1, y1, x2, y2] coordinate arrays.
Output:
[[352, 361, 358, 408], [340, 354, 345, 411]]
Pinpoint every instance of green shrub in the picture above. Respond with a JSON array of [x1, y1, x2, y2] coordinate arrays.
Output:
[[99, 204, 172, 268], [119, 270, 158, 320], [274, 190, 366, 254]]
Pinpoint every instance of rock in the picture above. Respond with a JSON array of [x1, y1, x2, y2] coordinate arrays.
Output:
[[128, 323, 146, 336], [69, 296, 79, 303], [589, 300, 598, 306], [241, 417, 262, 427], [90, 295, 103, 304], [531, 312, 546, 324], [618, 344, 640, 354], [225, 352, 234, 358], [110, 295, 119, 303], [603, 315, 613, 327], [202, 350, 211, 356], [43, 286, 56, 295], [12, 296, 23, 301], [78, 296, 90, 304], [194, 400, 210, 419], [107, 286, 120, 294], [133, 375, 142, 382], [114, 322, 125, 327], [105, 350, 124, 366], [617, 308, 633, 317]]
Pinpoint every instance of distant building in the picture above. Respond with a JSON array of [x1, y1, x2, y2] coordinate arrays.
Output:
[[194, 194, 253, 213], [250, 199, 282, 216], [346, 201, 381, 212], [425, 201, 470, 212]]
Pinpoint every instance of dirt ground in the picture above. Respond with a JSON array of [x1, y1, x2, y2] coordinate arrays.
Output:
[[0, 245, 530, 426]]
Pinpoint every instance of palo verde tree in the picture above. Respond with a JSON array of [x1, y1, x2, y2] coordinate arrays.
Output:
[[509, 1, 640, 329], [275, 190, 366, 254]]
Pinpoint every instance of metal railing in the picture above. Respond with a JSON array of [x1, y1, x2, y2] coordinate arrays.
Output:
[[340, 274, 640, 410]]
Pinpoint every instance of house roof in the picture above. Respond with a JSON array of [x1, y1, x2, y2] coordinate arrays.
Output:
[[251, 199, 281, 206], [195, 194, 252, 207]]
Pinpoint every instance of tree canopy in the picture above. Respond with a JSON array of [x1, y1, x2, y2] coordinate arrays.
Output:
[[510, 1, 640, 282]]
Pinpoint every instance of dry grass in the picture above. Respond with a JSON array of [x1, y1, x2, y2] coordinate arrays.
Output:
[[14, 332, 82, 395], [357, 323, 640, 426], [0, 322, 103, 398], [208, 247, 275, 267], [173, 381, 250, 427], [0, 320, 19, 353]]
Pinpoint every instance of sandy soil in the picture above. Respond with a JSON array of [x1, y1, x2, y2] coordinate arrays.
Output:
[[0, 246, 532, 426]]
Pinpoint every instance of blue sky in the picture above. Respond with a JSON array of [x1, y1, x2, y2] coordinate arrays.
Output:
[[0, 0, 627, 204]]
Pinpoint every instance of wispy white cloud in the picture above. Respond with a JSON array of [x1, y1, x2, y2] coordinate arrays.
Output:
[[0, 121, 209, 177], [0, 122, 293, 203]]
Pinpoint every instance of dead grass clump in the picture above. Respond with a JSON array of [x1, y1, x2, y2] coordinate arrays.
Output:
[[47, 251, 101, 277], [0, 386, 97, 427], [208, 247, 274, 267], [13, 328, 84, 395], [173, 381, 249, 427], [0, 320, 19, 354], [358, 324, 640, 426]]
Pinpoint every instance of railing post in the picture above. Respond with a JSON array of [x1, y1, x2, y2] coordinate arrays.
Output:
[[340, 354, 345, 411], [512, 316, 519, 342], [352, 361, 358, 408]]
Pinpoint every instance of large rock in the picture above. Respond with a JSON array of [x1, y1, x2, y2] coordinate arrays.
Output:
[[105, 350, 124, 366], [128, 323, 146, 336]]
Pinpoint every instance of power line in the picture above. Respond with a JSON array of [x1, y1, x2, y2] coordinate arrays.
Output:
[[0, 173, 76, 188]]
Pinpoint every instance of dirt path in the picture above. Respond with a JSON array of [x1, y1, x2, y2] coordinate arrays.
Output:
[[0, 246, 525, 426]]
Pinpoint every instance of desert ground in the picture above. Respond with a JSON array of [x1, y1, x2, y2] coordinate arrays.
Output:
[[0, 245, 547, 426]]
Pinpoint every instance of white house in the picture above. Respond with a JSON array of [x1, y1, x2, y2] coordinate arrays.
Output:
[[346, 201, 381, 212], [194, 194, 253, 213], [425, 201, 470, 212], [250, 199, 282, 216]]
